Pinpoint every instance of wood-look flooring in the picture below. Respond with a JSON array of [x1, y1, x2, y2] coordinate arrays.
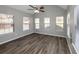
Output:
[[0, 33, 70, 54]]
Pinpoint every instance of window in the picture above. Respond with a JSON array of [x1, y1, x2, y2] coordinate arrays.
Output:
[[56, 16, 64, 31], [0, 14, 13, 34], [44, 17, 50, 28], [67, 13, 70, 38], [23, 17, 30, 31], [35, 18, 40, 29]]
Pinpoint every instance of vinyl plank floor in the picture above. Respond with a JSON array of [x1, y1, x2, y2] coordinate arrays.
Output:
[[0, 33, 70, 54]]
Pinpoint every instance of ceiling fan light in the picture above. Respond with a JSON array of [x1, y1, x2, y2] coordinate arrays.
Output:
[[34, 10, 39, 13]]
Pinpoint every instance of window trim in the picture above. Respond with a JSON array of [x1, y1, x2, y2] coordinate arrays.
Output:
[[35, 18, 40, 29], [23, 17, 30, 31], [0, 14, 14, 34], [55, 16, 64, 31], [44, 17, 50, 28]]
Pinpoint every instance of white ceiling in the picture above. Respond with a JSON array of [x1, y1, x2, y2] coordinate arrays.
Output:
[[7, 5, 68, 14], [58, 5, 68, 10], [7, 5, 34, 14]]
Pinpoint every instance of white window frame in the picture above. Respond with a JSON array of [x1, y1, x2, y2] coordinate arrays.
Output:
[[67, 13, 71, 38], [56, 16, 64, 31], [0, 14, 14, 34], [23, 17, 30, 31], [35, 18, 40, 29], [44, 17, 50, 28]]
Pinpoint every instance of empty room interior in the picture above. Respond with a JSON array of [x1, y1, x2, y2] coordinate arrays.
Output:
[[0, 5, 79, 54]]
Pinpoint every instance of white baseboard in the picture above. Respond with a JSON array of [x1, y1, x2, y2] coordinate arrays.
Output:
[[66, 38, 72, 54], [35, 32, 67, 38], [0, 32, 33, 45], [0, 32, 66, 45], [72, 43, 79, 54]]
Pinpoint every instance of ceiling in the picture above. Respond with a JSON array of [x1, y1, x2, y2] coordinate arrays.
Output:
[[7, 5, 68, 14], [7, 5, 34, 14], [58, 5, 68, 10]]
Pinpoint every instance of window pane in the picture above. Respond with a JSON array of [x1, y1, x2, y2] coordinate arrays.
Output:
[[44, 17, 50, 28], [45, 23, 50, 28], [35, 18, 39, 23], [23, 24, 29, 30], [35, 24, 39, 29], [23, 17, 29, 23], [56, 16, 64, 23], [0, 14, 13, 34], [23, 17, 30, 30], [35, 18, 40, 29], [56, 23, 63, 28], [44, 17, 50, 23], [56, 16, 64, 31]]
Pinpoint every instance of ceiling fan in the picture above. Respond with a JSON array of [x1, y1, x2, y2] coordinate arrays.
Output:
[[28, 5, 45, 14]]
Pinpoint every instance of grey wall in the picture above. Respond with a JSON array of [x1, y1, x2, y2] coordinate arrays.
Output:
[[34, 5, 67, 37], [0, 6, 34, 44], [0, 5, 69, 45], [67, 5, 78, 53], [75, 6, 79, 53], [67, 6, 75, 43]]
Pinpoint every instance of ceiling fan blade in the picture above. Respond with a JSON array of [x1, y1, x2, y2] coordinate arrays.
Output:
[[39, 10, 45, 12], [40, 6, 44, 9], [29, 5, 38, 10]]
